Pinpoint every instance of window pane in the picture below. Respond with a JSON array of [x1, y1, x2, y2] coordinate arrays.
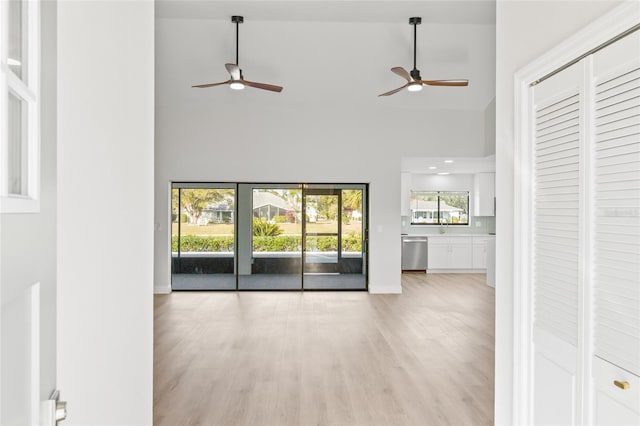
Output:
[[172, 187, 236, 290], [8, 0, 25, 80], [410, 191, 469, 225], [440, 192, 469, 225], [8, 91, 27, 196], [410, 191, 439, 224]]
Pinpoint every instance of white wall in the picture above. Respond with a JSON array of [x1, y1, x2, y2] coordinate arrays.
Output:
[[495, 1, 621, 423], [0, 1, 57, 423], [484, 98, 496, 156], [154, 18, 490, 294], [57, 1, 154, 424]]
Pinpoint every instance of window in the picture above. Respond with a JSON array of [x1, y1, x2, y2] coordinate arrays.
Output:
[[410, 191, 469, 225], [1, 0, 40, 213]]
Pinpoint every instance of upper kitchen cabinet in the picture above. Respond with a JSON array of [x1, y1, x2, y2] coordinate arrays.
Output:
[[473, 172, 495, 216]]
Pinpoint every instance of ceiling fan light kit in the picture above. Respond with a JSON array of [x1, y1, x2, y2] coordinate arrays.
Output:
[[378, 16, 469, 97], [192, 15, 283, 93]]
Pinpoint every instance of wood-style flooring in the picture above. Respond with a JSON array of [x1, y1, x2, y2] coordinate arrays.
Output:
[[154, 273, 495, 426]]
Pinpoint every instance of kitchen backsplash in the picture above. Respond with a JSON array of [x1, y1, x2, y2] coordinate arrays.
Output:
[[401, 215, 496, 235]]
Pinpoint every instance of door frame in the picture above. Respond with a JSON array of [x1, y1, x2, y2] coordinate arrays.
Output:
[[512, 3, 640, 424], [169, 182, 369, 291]]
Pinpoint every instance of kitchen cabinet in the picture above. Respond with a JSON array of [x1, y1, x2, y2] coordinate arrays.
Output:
[[473, 173, 495, 216], [472, 236, 491, 269], [428, 237, 473, 270]]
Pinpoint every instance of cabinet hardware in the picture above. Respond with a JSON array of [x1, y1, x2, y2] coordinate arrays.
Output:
[[613, 380, 630, 390]]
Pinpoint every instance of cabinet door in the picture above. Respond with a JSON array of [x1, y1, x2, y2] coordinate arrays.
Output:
[[474, 173, 495, 216], [473, 243, 487, 269], [449, 244, 473, 269], [427, 244, 448, 269]]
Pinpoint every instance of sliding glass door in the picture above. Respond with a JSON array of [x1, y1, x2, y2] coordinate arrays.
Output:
[[170, 182, 367, 291], [303, 184, 367, 289], [237, 184, 303, 290], [171, 183, 236, 290]]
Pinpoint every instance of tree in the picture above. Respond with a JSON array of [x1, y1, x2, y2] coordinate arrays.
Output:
[[342, 190, 362, 211], [316, 196, 338, 221], [179, 189, 231, 224]]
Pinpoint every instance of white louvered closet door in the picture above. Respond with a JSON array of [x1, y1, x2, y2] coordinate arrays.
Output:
[[530, 28, 640, 426], [591, 30, 640, 425], [531, 63, 583, 426]]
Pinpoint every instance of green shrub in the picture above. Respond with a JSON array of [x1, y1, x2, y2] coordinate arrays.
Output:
[[172, 235, 234, 252], [342, 233, 362, 252], [180, 213, 188, 223], [253, 218, 283, 236], [253, 236, 301, 252], [273, 215, 286, 223], [171, 233, 362, 253]]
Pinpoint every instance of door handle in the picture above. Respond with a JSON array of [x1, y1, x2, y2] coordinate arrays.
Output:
[[614, 380, 630, 390], [42, 390, 67, 425]]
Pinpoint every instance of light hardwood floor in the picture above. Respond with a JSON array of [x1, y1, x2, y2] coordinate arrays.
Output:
[[154, 274, 495, 426]]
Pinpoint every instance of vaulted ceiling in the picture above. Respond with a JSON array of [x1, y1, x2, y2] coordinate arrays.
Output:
[[155, 1, 496, 113]]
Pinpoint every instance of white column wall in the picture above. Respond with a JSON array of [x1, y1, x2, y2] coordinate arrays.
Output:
[[57, 1, 154, 424]]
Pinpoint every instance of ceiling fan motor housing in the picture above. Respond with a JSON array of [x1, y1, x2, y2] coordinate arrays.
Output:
[[410, 69, 422, 80]]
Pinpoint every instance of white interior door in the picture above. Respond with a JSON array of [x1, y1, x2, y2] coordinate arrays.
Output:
[[590, 29, 640, 425], [531, 61, 583, 426]]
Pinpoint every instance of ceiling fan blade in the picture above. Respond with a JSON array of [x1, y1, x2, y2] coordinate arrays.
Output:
[[378, 83, 409, 97], [192, 80, 231, 88], [242, 79, 283, 93], [225, 63, 241, 80], [419, 79, 469, 87], [391, 67, 412, 82]]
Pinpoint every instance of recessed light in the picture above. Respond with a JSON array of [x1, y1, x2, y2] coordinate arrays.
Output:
[[444, 160, 454, 164], [429, 166, 437, 170], [437, 172, 450, 175]]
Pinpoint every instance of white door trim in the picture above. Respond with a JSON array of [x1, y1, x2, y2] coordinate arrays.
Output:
[[512, 1, 640, 424]]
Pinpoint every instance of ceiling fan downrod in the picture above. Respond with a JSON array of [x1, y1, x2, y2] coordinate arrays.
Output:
[[231, 15, 243, 66], [409, 17, 422, 80]]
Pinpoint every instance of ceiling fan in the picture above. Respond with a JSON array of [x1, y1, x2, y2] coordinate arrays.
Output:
[[192, 16, 283, 93], [379, 17, 469, 97]]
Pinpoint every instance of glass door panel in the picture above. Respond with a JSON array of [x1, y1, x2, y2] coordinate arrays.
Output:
[[303, 184, 367, 289], [171, 183, 236, 290], [237, 184, 303, 290]]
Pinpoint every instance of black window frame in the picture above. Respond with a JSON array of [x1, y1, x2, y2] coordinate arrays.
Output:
[[409, 190, 470, 226]]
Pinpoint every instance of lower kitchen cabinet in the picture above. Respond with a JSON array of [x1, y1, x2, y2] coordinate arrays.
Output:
[[428, 236, 494, 271], [472, 237, 490, 269], [427, 237, 472, 270]]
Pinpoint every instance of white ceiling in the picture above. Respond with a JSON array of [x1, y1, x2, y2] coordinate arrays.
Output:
[[155, 0, 496, 113], [156, 1, 496, 25]]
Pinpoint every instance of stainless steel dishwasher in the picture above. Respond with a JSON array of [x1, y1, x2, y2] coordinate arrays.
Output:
[[401, 235, 428, 271]]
